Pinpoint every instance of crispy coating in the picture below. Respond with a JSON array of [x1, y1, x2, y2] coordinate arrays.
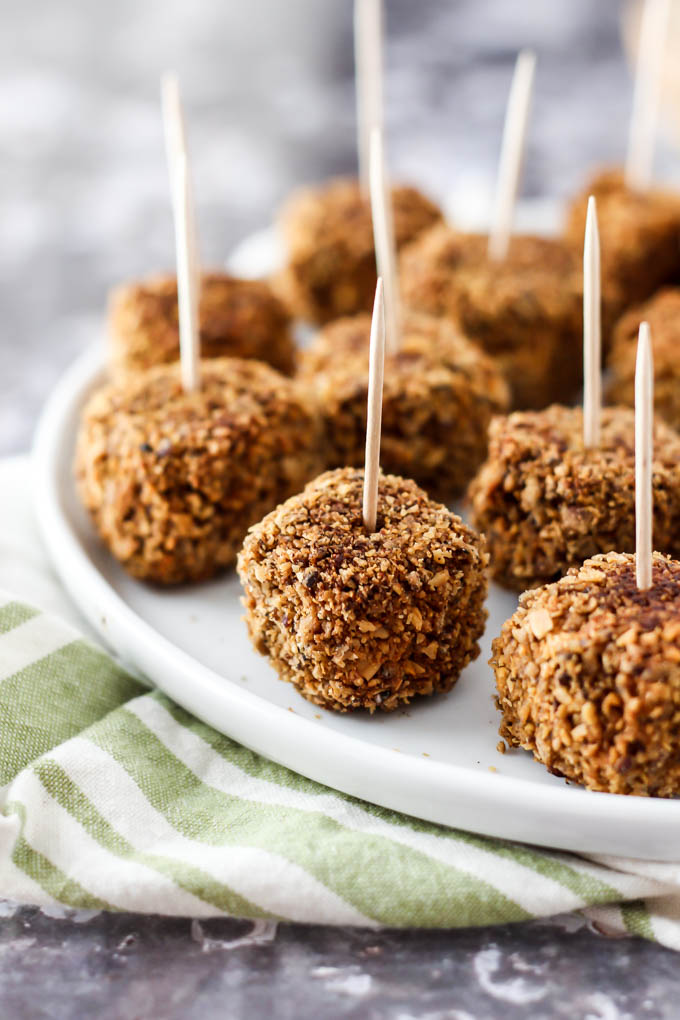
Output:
[[491, 551, 680, 796], [109, 272, 296, 376], [75, 358, 324, 585], [297, 311, 510, 500], [565, 169, 680, 321], [399, 227, 583, 409], [276, 177, 442, 324], [467, 405, 680, 590], [238, 467, 488, 712], [607, 287, 680, 430]]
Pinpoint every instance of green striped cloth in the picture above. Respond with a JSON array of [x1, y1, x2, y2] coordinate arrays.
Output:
[[2, 593, 680, 946]]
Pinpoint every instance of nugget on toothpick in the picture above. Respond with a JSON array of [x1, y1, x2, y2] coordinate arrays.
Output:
[[607, 287, 680, 430], [109, 272, 296, 377], [298, 130, 509, 498], [277, 178, 441, 325], [400, 52, 584, 410], [468, 405, 680, 590], [565, 3, 680, 327], [75, 358, 323, 585], [109, 77, 295, 378], [468, 207, 680, 590], [564, 170, 680, 327], [238, 282, 489, 712], [274, 0, 441, 324], [299, 311, 509, 500], [491, 326, 680, 796], [400, 229, 583, 410]]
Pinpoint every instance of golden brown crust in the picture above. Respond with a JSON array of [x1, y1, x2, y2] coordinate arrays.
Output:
[[75, 358, 324, 585], [237, 467, 488, 712], [399, 227, 583, 409], [276, 177, 442, 324], [564, 168, 680, 317], [491, 551, 680, 796], [297, 311, 510, 500], [607, 287, 680, 430], [467, 405, 680, 590], [109, 272, 296, 376]]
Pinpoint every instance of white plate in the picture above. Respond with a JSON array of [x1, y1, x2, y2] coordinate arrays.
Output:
[[32, 223, 680, 862]]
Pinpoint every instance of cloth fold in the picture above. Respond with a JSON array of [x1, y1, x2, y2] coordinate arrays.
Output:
[[2, 456, 680, 947]]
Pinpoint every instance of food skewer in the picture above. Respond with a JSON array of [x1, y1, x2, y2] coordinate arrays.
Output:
[[172, 153, 200, 392], [492, 324, 680, 796], [160, 71, 199, 277], [354, 0, 383, 197], [369, 128, 400, 351], [275, 0, 441, 326], [564, 0, 680, 339], [399, 50, 591, 411], [467, 205, 680, 590], [625, 0, 672, 192], [107, 75, 296, 379], [362, 278, 385, 532], [161, 76, 200, 392], [488, 49, 536, 261], [635, 321, 653, 589], [239, 312, 489, 712], [582, 195, 601, 449]]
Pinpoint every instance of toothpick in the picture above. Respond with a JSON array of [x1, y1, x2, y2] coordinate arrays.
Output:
[[583, 196, 602, 449], [635, 321, 654, 590], [369, 127, 400, 352], [161, 73, 200, 275], [354, 0, 384, 196], [487, 49, 536, 261], [161, 73, 200, 391], [363, 278, 386, 533], [625, 0, 671, 191], [174, 154, 200, 392]]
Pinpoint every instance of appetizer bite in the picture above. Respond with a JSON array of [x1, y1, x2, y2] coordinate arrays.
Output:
[[400, 228, 583, 409], [564, 169, 680, 327], [276, 177, 441, 324], [75, 358, 323, 585], [492, 550, 680, 795], [401, 51, 583, 410], [492, 324, 680, 796], [298, 309, 509, 500], [109, 272, 296, 377], [238, 467, 488, 712], [468, 404, 680, 590], [607, 287, 680, 430], [274, 0, 441, 324]]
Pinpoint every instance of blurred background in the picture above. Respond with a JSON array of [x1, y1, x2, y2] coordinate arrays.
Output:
[[2, 0, 678, 455]]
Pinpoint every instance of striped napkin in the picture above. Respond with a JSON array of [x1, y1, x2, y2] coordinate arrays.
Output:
[[1, 455, 680, 946], [2, 594, 680, 945]]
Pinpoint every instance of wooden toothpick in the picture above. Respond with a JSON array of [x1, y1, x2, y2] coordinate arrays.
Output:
[[369, 127, 400, 352], [635, 321, 654, 590], [161, 73, 200, 391], [363, 278, 386, 533], [583, 195, 602, 449], [174, 153, 200, 392], [625, 0, 671, 191], [354, 0, 384, 196], [487, 49, 536, 261]]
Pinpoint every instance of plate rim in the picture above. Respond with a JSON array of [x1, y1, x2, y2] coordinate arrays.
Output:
[[31, 342, 680, 862]]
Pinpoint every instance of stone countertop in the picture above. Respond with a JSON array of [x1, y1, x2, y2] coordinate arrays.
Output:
[[2, 0, 680, 1015], [2, 904, 679, 1019]]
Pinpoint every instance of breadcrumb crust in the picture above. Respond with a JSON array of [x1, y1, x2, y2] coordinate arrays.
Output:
[[492, 551, 680, 796], [238, 467, 488, 712]]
